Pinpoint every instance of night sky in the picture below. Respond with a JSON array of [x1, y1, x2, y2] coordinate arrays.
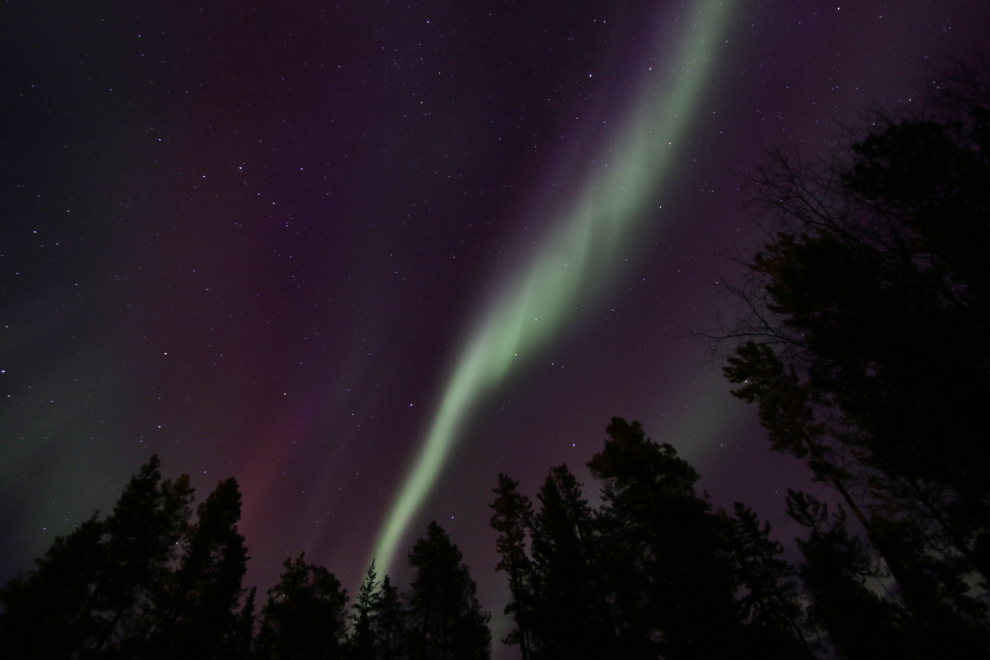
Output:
[[3, 0, 988, 654]]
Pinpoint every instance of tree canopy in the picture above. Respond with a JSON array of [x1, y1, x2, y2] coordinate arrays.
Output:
[[719, 57, 990, 656]]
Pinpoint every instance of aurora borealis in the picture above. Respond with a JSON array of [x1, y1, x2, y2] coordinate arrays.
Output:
[[3, 1, 988, 655], [372, 0, 734, 576]]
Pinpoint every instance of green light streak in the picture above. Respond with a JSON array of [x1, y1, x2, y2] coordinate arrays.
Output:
[[372, 0, 733, 574]]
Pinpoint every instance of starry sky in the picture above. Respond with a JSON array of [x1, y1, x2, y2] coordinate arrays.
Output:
[[2, 0, 988, 653]]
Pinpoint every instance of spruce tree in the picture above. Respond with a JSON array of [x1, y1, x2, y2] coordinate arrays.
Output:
[[372, 575, 405, 660], [349, 560, 379, 660], [223, 587, 257, 660]]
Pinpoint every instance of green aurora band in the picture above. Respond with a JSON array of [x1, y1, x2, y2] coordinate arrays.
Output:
[[372, 0, 733, 574]]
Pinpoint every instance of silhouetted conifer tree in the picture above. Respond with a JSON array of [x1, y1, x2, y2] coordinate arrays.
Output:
[[587, 418, 745, 659], [146, 477, 249, 659], [527, 464, 613, 660], [349, 560, 380, 660], [0, 456, 194, 656], [786, 490, 914, 659], [223, 587, 257, 660], [95, 456, 195, 652], [256, 553, 349, 660], [723, 502, 814, 659], [0, 513, 108, 657], [489, 473, 535, 660], [404, 521, 491, 660], [718, 59, 990, 642], [372, 575, 405, 660], [492, 419, 916, 659]]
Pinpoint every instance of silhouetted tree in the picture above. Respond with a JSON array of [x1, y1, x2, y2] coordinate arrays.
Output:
[[146, 477, 249, 659], [588, 417, 746, 659], [223, 587, 257, 660], [718, 57, 990, 649], [492, 420, 833, 659], [526, 464, 613, 660], [489, 473, 534, 660], [0, 513, 108, 657], [349, 561, 379, 660], [404, 521, 491, 660], [0, 456, 194, 657], [723, 503, 814, 659], [786, 490, 914, 660], [372, 576, 405, 660], [256, 553, 349, 660]]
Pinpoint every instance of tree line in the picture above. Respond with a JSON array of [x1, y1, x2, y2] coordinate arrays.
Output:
[[4, 58, 989, 659], [489, 58, 990, 660], [0, 457, 491, 659]]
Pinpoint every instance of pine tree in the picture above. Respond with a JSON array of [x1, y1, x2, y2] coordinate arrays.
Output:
[[718, 59, 990, 646], [785, 490, 915, 660], [146, 477, 249, 659], [405, 522, 491, 660], [488, 473, 534, 660], [0, 456, 194, 656], [527, 464, 613, 660], [256, 553, 349, 660], [586, 418, 744, 659], [95, 457, 195, 651], [0, 513, 108, 657], [223, 587, 257, 660], [724, 502, 814, 659]]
